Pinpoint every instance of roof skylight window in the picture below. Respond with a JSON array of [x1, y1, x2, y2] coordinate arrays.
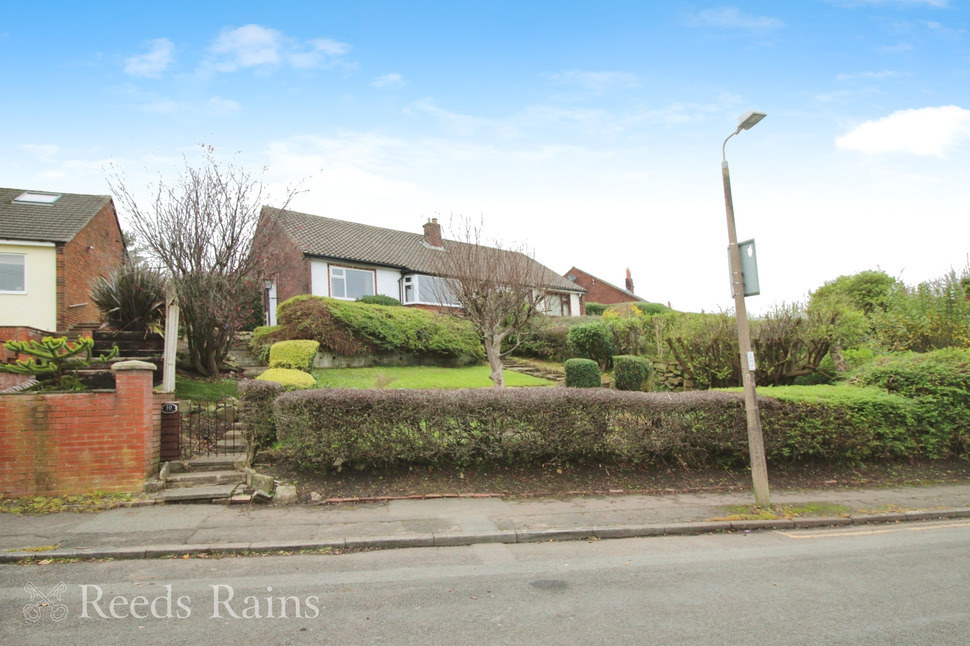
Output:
[[13, 192, 62, 205]]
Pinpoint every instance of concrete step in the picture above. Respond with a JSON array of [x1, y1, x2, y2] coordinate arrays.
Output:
[[183, 454, 244, 471], [215, 441, 245, 452], [166, 470, 244, 488], [157, 484, 243, 504]]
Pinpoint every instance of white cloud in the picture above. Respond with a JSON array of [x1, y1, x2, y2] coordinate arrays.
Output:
[[836, 105, 970, 156], [210, 24, 281, 71], [878, 42, 914, 52], [372, 73, 405, 88], [547, 70, 641, 94], [124, 38, 175, 78], [138, 95, 241, 119], [688, 7, 785, 30], [836, 69, 904, 81], [21, 144, 61, 162], [309, 38, 350, 56], [205, 24, 350, 73]]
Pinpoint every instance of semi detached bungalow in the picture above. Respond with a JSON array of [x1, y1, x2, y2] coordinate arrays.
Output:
[[251, 207, 585, 326]]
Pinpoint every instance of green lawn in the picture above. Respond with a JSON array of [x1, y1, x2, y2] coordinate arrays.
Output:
[[312, 365, 555, 389], [174, 375, 239, 401]]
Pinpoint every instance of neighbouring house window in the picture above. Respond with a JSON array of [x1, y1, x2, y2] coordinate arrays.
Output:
[[330, 266, 375, 300], [403, 274, 459, 306], [0, 254, 26, 293]]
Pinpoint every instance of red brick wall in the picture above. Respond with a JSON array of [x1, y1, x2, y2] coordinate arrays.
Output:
[[57, 201, 126, 331], [0, 363, 159, 497], [565, 267, 636, 306], [251, 212, 310, 318]]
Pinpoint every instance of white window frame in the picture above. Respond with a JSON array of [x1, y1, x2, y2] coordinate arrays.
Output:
[[0, 253, 26, 294], [403, 274, 460, 306], [329, 265, 376, 300]]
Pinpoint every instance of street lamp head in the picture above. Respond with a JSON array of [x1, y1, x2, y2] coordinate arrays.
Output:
[[737, 110, 767, 131]]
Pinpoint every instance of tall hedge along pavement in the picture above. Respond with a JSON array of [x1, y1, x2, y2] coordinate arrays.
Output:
[[271, 386, 941, 473]]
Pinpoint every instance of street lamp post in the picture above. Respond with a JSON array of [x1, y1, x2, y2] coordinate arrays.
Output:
[[722, 110, 770, 508]]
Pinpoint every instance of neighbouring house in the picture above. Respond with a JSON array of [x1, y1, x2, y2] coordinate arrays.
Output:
[[564, 266, 645, 306], [0, 188, 126, 334], [251, 208, 585, 325]]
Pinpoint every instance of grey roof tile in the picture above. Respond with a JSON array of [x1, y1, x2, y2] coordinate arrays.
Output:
[[264, 207, 583, 293], [0, 187, 112, 243]]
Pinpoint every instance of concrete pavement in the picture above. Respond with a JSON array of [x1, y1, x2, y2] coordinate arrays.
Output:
[[2, 483, 969, 563]]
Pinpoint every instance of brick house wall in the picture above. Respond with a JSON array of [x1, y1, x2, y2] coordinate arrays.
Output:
[[0, 361, 160, 496], [56, 202, 126, 331], [251, 212, 311, 316], [565, 267, 640, 306]]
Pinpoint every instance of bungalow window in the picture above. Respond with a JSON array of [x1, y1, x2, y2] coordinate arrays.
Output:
[[403, 274, 459, 306], [0, 254, 26, 293], [330, 266, 375, 300], [544, 293, 571, 316]]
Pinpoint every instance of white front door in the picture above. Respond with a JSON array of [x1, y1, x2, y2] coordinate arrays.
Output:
[[264, 280, 278, 326]]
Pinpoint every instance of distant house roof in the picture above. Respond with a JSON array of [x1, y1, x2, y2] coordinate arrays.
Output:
[[264, 206, 583, 293], [0, 187, 113, 243], [565, 266, 644, 302]]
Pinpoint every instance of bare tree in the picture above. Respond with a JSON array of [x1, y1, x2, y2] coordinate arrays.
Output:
[[107, 145, 297, 377], [430, 218, 550, 387]]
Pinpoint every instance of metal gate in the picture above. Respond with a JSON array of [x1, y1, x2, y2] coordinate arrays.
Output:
[[179, 397, 244, 459]]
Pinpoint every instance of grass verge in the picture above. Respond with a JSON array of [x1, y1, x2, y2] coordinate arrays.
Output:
[[312, 365, 555, 389]]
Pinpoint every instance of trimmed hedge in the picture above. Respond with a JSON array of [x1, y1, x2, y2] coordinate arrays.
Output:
[[256, 368, 317, 390], [613, 355, 653, 391], [239, 379, 285, 465], [852, 348, 970, 458], [271, 385, 945, 473], [256, 296, 484, 364], [565, 358, 601, 388], [269, 340, 320, 371]]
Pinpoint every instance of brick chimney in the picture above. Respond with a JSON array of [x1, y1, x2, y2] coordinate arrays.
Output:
[[423, 218, 443, 248], [625, 268, 635, 294]]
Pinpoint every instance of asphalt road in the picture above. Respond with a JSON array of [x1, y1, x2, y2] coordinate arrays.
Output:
[[3, 519, 969, 645]]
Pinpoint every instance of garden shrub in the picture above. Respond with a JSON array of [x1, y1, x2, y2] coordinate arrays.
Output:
[[585, 302, 607, 316], [239, 379, 285, 465], [357, 294, 402, 307], [565, 358, 601, 388], [269, 340, 320, 371], [851, 348, 970, 458], [613, 355, 653, 391], [250, 325, 278, 362], [568, 321, 615, 368], [90, 263, 167, 333], [260, 296, 484, 364], [633, 302, 672, 316], [506, 316, 573, 361], [256, 368, 317, 390], [271, 384, 950, 473]]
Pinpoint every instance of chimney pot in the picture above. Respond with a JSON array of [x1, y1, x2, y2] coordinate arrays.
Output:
[[423, 218, 443, 248]]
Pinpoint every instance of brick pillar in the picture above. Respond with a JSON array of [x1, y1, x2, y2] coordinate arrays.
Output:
[[112, 360, 159, 478]]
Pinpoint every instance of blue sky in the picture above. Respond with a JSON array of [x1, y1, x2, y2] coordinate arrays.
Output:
[[2, 0, 968, 313]]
